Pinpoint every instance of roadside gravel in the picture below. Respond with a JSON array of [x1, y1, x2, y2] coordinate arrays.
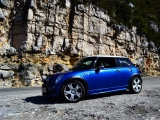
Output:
[[0, 77, 160, 120]]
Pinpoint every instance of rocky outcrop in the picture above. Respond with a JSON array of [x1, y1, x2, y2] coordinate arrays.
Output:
[[0, 0, 160, 88]]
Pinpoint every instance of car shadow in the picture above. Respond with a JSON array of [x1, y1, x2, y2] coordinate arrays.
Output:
[[23, 95, 62, 104], [23, 91, 130, 104]]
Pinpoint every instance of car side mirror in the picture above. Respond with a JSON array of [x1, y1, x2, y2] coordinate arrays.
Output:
[[95, 63, 104, 70]]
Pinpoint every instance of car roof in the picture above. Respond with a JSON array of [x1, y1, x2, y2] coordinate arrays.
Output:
[[86, 55, 128, 58]]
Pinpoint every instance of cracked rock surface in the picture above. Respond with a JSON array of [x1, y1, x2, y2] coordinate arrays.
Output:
[[0, 0, 160, 87]]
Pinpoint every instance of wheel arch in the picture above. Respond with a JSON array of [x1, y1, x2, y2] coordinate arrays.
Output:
[[128, 74, 142, 88], [59, 76, 89, 98]]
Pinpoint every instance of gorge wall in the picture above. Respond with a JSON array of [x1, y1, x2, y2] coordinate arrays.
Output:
[[0, 0, 160, 88]]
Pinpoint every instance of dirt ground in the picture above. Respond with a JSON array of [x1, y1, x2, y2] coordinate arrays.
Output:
[[0, 77, 160, 120]]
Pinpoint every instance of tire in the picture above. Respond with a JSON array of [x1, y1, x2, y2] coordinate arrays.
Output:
[[129, 77, 142, 93], [63, 80, 85, 102]]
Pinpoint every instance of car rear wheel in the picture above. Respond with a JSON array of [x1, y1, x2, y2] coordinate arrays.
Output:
[[129, 77, 142, 93], [63, 80, 85, 102]]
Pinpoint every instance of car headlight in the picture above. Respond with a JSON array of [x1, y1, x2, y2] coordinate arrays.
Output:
[[42, 75, 47, 82], [55, 74, 64, 84], [46, 76, 50, 82]]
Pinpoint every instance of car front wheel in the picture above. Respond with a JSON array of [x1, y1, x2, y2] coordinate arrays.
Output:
[[63, 80, 85, 102], [129, 77, 142, 93]]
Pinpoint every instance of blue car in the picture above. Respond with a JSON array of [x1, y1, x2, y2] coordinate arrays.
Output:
[[42, 56, 142, 102]]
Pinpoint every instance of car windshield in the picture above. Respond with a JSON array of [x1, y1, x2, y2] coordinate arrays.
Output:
[[72, 57, 96, 69]]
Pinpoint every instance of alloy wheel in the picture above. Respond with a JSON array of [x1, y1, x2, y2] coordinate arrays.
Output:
[[63, 81, 84, 102], [132, 78, 142, 93]]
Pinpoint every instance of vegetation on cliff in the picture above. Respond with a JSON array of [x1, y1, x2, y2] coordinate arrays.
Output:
[[65, 0, 160, 46]]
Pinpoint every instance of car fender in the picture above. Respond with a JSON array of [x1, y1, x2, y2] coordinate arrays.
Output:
[[128, 74, 142, 88], [58, 76, 89, 98]]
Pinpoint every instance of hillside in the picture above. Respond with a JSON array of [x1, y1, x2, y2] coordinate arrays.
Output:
[[81, 0, 160, 46]]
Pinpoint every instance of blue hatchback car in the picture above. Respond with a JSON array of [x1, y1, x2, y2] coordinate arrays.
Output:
[[42, 56, 142, 102]]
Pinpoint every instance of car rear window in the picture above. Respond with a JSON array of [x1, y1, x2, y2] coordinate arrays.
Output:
[[116, 58, 133, 67]]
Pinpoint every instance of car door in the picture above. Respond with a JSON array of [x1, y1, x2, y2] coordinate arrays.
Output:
[[89, 57, 122, 94], [115, 58, 134, 87]]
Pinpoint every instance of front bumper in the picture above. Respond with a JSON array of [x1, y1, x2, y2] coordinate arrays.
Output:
[[41, 83, 61, 98]]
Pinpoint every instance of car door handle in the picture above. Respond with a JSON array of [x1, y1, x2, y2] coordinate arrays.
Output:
[[129, 68, 132, 72], [116, 70, 120, 73]]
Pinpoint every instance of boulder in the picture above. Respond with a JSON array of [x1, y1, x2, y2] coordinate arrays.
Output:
[[149, 21, 158, 33], [148, 41, 156, 52], [53, 64, 69, 73], [0, 81, 12, 88], [0, 70, 14, 79], [141, 39, 148, 48], [0, 0, 8, 8], [19, 63, 42, 85], [0, 8, 5, 21]]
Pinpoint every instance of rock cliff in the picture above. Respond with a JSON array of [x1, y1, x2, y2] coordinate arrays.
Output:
[[0, 0, 160, 88]]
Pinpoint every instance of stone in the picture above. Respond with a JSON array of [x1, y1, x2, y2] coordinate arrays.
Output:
[[89, 17, 100, 35], [53, 64, 69, 73], [0, 63, 10, 70], [0, 8, 6, 20], [28, 9, 34, 20], [27, 23, 36, 33], [77, 4, 86, 12], [141, 38, 148, 48], [56, 6, 68, 16], [36, 11, 46, 21], [52, 36, 65, 53], [46, 26, 53, 35], [0, 0, 8, 8], [128, 2, 135, 8], [99, 20, 107, 35], [20, 33, 35, 51], [55, 14, 66, 27], [0, 70, 14, 79], [48, 10, 55, 25], [30, 0, 35, 8], [134, 57, 144, 68], [83, 14, 89, 33], [69, 44, 78, 56], [128, 43, 135, 52], [19, 63, 41, 84], [0, 26, 5, 36], [65, 0, 71, 8], [84, 42, 94, 56], [0, 81, 12, 88], [43, 58, 50, 63], [2, 9, 10, 18], [36, 33, 43, 48], [149, 21, 158, 33], [73, 15, 83, 29], [148, 41, 156, 52]]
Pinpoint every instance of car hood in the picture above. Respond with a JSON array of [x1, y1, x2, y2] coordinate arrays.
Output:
[[51, 69, 86, 77], [49, 69, 88, 83]]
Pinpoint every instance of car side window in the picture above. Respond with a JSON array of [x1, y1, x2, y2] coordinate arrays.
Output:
[[96, 57, 117, 68], [72, 57, 97, 69], [116, 58, 133, 67]]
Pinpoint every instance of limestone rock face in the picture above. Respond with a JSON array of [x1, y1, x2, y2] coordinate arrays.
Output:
[[0, 0, 160, 87]]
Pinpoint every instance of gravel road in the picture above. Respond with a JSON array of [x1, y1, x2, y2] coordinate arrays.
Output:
[[0, 77, 160, 120]]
